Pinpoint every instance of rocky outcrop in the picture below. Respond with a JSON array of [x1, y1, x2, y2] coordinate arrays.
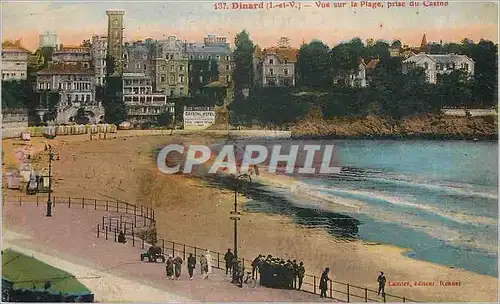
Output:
[[292, 114, 498, 140]]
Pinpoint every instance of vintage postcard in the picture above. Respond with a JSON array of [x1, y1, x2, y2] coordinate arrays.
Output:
[[1, 0, 498, 303]]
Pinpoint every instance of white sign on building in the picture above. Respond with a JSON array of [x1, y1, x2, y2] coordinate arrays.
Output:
[[183, 106, 216, 130]]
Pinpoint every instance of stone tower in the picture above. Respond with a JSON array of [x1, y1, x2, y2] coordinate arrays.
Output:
[[106, 10, 125, 76]]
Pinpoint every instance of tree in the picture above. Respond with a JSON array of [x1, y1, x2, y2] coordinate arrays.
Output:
[[39, 47, 54, 68], [277, 37, 291, 49], [74, 108, 90, 124], [102, 55, 127, 123], [297, 40, 332, 88], [80, 39, 91, 47], [233, 30, 255, 92], [391, 40, 402, 48]]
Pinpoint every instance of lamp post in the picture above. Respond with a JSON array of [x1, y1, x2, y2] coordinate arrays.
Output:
[[45, 144, 59, 217], [230, 173, 252, 260]]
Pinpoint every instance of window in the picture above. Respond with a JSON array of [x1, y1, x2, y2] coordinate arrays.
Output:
[[226, 64, 230, 71], [170, 54, 174, 60], [208, 55, 212, 60], [284, 59, 289, 64], [269, 68, 274, 75], [136, 63, 141, 69], [161, 74, 166, 83], [170, 75, 175, 83], [189, 55, 194, 60], [179, 75, 184, 83], [226, 56, 230, 61], [21, 73, 25, 77], [124, 63, 128, 69], [170, 66, 174, 72], [162, 66, 165, 71], [170, 89, 174, 96], [284, 68, 289, 75], [216, 55, 220, 60], [179, 65, 184, 71], [144, 65, 147, 71], [423, 62, 428, 70], [269, 59, 274, 64], [199, 55, 203, 60]]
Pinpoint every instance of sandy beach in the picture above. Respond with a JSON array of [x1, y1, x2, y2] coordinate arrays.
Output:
[[2, 132, 498, 302]]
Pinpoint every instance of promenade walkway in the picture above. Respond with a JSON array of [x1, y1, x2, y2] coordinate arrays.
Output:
[[2, 202, 332, 302]]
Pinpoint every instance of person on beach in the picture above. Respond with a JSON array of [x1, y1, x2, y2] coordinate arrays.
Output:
[[166, 255, 174, 279], [319, 268, 330, 298], [224, 249, 234, 276], [377, 272, 386, 296], [297, 262, 305, 290], [173, 256, 183, 280], [187, 253, 196, 280]]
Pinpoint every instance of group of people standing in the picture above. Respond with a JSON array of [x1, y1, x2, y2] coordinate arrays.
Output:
[[247, 254, 306, 290], [165, 250, 214, 280]]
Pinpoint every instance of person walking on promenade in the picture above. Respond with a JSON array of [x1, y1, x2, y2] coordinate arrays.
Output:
[[297, 262, 305, 290], [187, 253, 196, 280], [200, 254, 209, 279], [173, 256, 183, 280], [377, 272, 387, 297], [224, 249, 234, 276], [231, 256, 238, 283], [292, 260, 299, 289], [166, 255, 174, 280], [319, 268, 330, 298], [251, 254, 262, 279]]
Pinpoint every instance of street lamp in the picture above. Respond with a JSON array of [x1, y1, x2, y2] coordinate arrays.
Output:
[[44, 144, 59, 217], [230, 173, 252, 260]]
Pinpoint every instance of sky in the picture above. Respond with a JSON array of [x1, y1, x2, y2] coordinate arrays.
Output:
[[1, 0, 498, 51]]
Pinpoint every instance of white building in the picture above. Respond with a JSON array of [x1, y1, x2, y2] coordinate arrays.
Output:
[[91, 35, 108, 86], [39, 31, 59, 49], [402, 53, 475, 84], [1, 40, 29, 81], [122, 72, 172, 124], [36, 64, 104, 124], [253, 46, 297, 87]]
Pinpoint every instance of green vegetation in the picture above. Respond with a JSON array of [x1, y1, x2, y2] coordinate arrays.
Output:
[[2, 249, 90, 294], [103, 55, 127, 123], [230, 34, 498, 127]]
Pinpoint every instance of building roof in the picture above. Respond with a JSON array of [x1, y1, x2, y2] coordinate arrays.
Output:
[[185, 42, 231, 55], [37, 64, 94, 75], [403, 53, 474, 64], [366, 58, 380, 69], [54, 46, 90, 54], [254, 46, 298, 63], [2, 40, 30, 53], [204, 81, 227, 88]]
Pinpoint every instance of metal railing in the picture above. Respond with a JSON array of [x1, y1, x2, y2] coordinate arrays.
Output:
[[5, 195, 416, 302], [2, 195, 155, 227], [98, 219, 416, 303]]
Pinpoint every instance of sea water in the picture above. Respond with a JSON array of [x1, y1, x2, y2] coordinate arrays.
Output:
[[243, 140, 498, 277]]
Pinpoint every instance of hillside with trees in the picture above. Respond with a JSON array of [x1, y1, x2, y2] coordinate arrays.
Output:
[[229, 32, 497, 139]]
